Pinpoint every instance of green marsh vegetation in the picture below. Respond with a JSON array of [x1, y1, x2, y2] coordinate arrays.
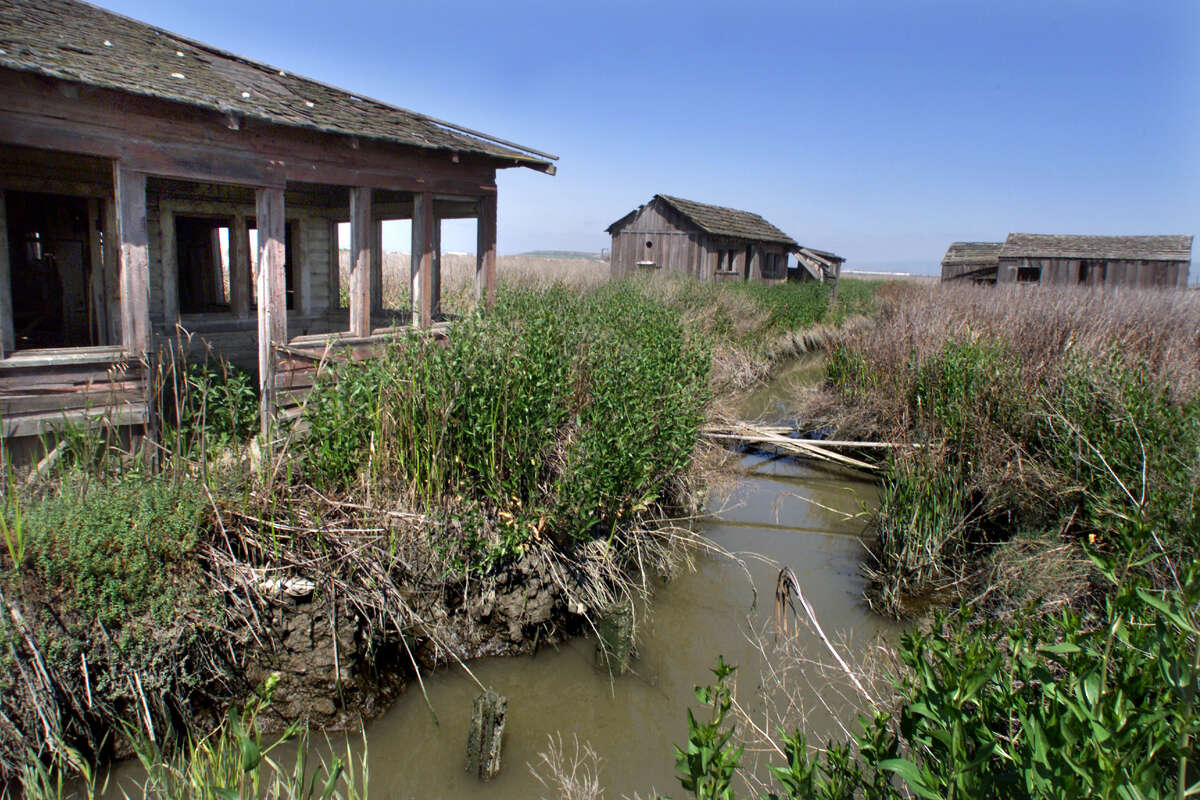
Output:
[[0, 276, 864, 793], [662, 282, 1200, 799]]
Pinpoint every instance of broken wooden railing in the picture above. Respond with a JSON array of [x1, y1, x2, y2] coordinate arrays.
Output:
[[703, 421, 917, 472]]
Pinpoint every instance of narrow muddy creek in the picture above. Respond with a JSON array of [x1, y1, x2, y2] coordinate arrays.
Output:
[[362, 457, 888, 799], [357, 359, 891, 798], [106, 360, 893, 798]]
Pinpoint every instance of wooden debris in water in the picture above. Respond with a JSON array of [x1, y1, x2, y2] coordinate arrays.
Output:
[[594, 598, 634, 675], [466, 688, 507, 781], [702, 422, 918, 472]]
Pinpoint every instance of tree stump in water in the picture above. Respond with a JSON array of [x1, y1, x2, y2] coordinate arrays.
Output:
[[466, 688, 507, 780], [594, 598, 634, 675]]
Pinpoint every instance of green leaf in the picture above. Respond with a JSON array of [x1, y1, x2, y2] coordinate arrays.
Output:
[[879, 758, 942, 799]]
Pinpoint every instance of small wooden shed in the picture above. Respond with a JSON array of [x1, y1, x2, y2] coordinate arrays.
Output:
[[0, 0, 555, 453], [606, 195, 797, 282], [940, 242, 1002, 283], [996, 234, 1192, 288]]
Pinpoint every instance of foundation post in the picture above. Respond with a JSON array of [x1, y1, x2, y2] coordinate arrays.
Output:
[[466, 688, 507, 780]]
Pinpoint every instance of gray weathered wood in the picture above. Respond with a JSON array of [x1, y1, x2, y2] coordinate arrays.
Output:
[[476, 193, 497, 307], [159, 207, 179, 328], [0, 189, 12, 356], [114, 164, 150, 354], [370, 218, 383, 314], [231, 214, 251, 318], [349, 187, 372, 337], [595, 598, 634, 675], [431, 215, 442, 319], [255, 186, 286, 441], [412, 191, 434, 327], [327, 219, 341, 311], [465, 689, 507, 781]]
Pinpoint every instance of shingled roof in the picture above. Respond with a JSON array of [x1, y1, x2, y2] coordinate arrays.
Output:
[[1000, 234, 1192, 262], [942, 241, 1002, 267], [0, 0, 555, 170], [654, 195, 798, 246]]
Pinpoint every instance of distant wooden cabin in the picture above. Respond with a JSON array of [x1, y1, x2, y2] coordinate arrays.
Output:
[[607, 195, 806, 283], [793, 247, 845, 285], [940, 242, 1002, 283], [0, 0, 555, 454], [996, 234, 1192, 288]]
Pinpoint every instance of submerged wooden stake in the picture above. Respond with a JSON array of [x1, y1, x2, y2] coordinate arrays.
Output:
[[466, 688, 507, 780], [594, 598, 634, 675]]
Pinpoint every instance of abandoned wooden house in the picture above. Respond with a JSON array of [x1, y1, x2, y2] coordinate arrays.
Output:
[[995, 234, 1192, 288], [0, 0, 556, 456], [940, 241, 1002, 283], [606, 195, 841, 284]]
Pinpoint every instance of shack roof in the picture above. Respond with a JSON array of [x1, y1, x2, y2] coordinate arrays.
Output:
[[608, 194, 798, 246], [942, 241, 1003, 266], [0, 0, 556, 170], [1000, 234, 1192, 263]]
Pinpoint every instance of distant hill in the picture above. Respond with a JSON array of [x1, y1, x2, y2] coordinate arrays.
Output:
[[517, 250, 605, 260]]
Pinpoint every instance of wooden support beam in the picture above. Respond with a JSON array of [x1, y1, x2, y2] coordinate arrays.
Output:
[[294, 220, 312, 315], [102, 197, 121, 345], [328, 219, 341, 311], [431, 215, 442, 320], [0, 190, 12, 356], [159, 207, 179, 328], [230, 214, 251, 318], [255, 186, 286, 442], [412, 191, 434, 327], [370, 218, 383, 315], [476, 193, 497, 307], [349, 187, 372, 337], [114, 164, 150, 355]]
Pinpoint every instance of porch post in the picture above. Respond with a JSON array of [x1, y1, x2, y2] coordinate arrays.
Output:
[[159, 207, 179, 328], [230, 214, 251, 318], [431, 214, 442, 320], [114, 164, 151, 355], [348, 187, 372, 337], [475, 192, 497, 307], [369, 217, 383, 318], [255, 186, 286, 442], [0, 190, 12, 356], [412, 191, 434, 327]]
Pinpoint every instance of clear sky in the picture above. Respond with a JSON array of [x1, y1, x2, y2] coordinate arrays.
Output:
[[95, 0, 1199, 274]]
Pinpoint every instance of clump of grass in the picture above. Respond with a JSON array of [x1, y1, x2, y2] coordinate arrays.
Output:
[[823, 283, 1200, 615], [302, 282, 711, 566]]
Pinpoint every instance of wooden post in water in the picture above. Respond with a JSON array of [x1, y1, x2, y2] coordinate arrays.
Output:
[[594, 598, 634, 674], [466, 688, 507, 780]]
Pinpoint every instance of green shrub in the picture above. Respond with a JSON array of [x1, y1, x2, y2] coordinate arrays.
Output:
[[15, 471, 209, 627], [302, 284, 710, 565]]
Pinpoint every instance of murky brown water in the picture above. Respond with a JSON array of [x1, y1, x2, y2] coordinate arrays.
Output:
[[358, 455, 886, 799], [104, 359, 891, 799]]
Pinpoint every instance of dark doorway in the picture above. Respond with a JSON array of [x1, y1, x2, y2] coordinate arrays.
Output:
[[177, 216, 232, 313], [6, 191, 102, 350]]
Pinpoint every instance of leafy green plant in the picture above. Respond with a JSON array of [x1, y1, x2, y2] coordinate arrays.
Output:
[[664, 656, 744, 800]]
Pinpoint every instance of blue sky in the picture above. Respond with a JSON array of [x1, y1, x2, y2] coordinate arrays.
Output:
[[98, 0, 1199, 274]]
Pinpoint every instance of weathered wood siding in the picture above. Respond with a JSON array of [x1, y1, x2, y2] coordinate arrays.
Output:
[[0, 347, 147, 438], [609, 200, 792, 283], [997, 257, 1191, 288]]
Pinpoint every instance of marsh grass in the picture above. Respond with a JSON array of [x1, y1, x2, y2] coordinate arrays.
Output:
[[823, 283, 1200, 615]]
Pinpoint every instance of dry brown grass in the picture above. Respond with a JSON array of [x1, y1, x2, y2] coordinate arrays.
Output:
[[337, 251, 609, 314], [861, 282, 1200, 400]]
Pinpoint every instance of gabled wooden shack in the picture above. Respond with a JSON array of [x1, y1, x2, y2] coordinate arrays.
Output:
[[996, 234, 1192, 288], [940, 242, 1002, 283], [607, 195, 799, 282], [0, 0, 555, 452]]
